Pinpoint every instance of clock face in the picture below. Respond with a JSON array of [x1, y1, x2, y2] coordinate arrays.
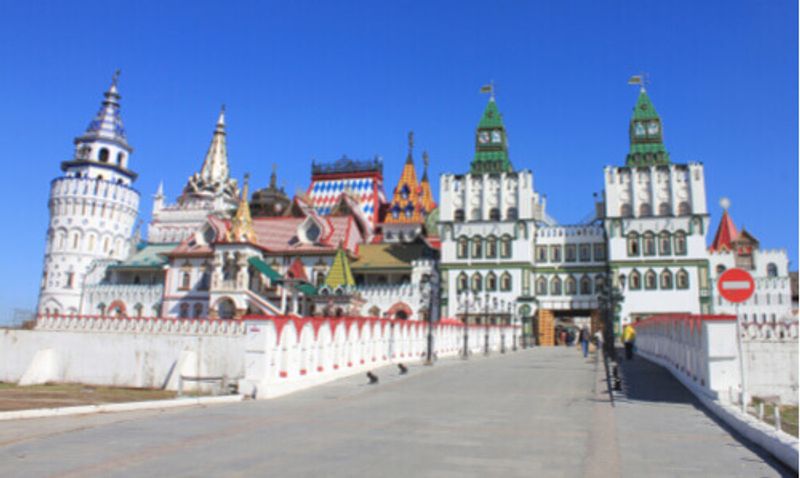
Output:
[[634, 123, 645, 136], [491, 130, 502, 143], [647, 121, 659, 134], [478, 131, 490, 144]]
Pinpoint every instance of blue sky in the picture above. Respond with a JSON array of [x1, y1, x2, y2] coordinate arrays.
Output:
[[0, 0, 796, 321]]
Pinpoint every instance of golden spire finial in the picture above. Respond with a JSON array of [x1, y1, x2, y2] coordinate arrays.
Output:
[[228, 173, 256, 243]]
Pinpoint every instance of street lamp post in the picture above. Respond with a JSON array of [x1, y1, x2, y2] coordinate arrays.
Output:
[[459, 291, 472, 359], [484, 293, 490, 355], [421, 275, 437, 366]]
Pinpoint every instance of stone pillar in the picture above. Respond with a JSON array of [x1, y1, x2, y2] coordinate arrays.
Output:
[[538, 309, 555, 346]]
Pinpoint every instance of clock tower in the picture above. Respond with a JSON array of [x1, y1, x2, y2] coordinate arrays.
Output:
[[626, 87, 670, 167], [470, 97, 512, 174]]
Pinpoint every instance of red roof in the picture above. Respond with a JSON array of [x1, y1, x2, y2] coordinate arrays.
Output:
[[250, 215, 362, 254], [709, 210, 738, 252], [286, 257, 309, 281]]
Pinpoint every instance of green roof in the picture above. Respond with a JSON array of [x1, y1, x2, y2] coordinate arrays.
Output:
[[351, 243, 428, 271], [626, 89, 670, 167], [298, 283, 318, 296], [471, 98, 513, 174], [325, 248, 355, 288], [248, 256, 283, 282], [478, 99, 504, 128], [109, 243, 176, 270]]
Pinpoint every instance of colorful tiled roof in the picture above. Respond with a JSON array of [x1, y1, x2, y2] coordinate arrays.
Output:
[[385, 132, 425, 224], [709, 210, 738, 252], [350, 243, 428, 271], [307, 156, 386, 228], [250, 215, 362, 254], [325, 247, 355, 288]]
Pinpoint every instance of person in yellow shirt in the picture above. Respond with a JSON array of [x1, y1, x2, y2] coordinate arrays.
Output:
[[623, 323, 637, 360]]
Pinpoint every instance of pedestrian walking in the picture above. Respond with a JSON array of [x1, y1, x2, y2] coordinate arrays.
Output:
[[579, 326, 590, 358], [593, 329, 604, 354], [623, 323, 636, 360]]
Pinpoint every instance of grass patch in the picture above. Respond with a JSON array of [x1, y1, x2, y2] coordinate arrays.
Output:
[[0, 382, 178, 412], [751, 397, 799, 437]]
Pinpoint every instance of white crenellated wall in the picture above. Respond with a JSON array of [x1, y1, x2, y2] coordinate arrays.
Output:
[[740, 321, 799, 404]]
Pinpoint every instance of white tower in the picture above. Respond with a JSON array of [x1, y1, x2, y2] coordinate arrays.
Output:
[[37, 72, 141, 316]]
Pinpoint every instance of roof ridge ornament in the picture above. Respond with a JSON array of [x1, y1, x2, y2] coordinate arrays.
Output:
[[627, 73, 648, 93]]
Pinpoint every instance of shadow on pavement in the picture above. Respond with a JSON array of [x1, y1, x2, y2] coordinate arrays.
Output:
[[615, 347, 795, 477]]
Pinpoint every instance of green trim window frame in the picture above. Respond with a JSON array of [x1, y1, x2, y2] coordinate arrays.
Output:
[[644, 270, 657, 290], [628, 269, 641, 290], [565, 244, 577, 262], [676, 269, 689, 289], [659, 231, 671, 255], [536, 276, 547, 295], [536, 245, 548, 263], [486, 272, 497, 291], [550, 276, 562, 295], [593, 243, 606, 261], [565, 275, 577, 295], [500, 272, 512, 291], [486, 236, 498, 258], [457, 272, 468, 292], [500, 235, 512, 258], [579, 244, 591, 262], [550, 245, 562, 262], [627, 232, 640, 257], [594, 275, 605, 292], [457, 237, 468, 258], [642, 232, 656, 256], [660, 269, 673, 289], [674, 231, 687, 255], [472, 237, 483, 258], [471, 273, 482, 292], [579, 275, 592, 295]]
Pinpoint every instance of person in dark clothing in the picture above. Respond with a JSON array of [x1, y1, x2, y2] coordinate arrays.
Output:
[[579, 326, 590, 358]]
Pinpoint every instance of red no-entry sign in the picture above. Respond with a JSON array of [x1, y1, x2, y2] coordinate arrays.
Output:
[[718, 268, 755, 303]]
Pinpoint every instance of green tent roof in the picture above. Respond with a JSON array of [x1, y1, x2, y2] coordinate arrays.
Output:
[[325, 248, 355, 288], [248, 256, 283, 282], [108, 243, 176, 270], [632, 90, 660, 120], [478, 99, 504, 128]]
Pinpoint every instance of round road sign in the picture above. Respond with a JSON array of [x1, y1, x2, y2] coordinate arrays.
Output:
[[717, 268, 755, 303]]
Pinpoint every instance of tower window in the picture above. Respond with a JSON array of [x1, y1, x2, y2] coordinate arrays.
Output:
[[117, 152, 125, 165], [454, 209, 465, 222], [65, 272, 74, 289], [500, 272, 512, 291], [767, 263, 778, 278], [98, 148, 110, 163], [639, 203, 652, 217], [489, 208, 500, 221], [457, 237, 468, 258], [658, 202, 670, 216]]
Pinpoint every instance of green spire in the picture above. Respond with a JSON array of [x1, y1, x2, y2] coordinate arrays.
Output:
[[325, 247, 355, 289], [626, 89, 670, 167], [470, 98, 513, 174]]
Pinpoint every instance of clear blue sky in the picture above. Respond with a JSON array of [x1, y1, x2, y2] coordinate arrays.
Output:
[[0, 0, 796, 321]]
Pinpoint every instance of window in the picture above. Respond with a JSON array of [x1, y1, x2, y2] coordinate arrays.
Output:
[[454, 209, 465, 222], [117, 152, 125, 165], [767, 263, 778, 278], [97, 303, 106, 316], [500, 272, 512, 291], [457, 273, 468, 292], [595, 275, 605, 293], [404, 204, 414, 218], [620, 203, 632, 217], [180, 271, 191, 290], [627, 232, 640, 256], [471, 208, 481, 221], [645, 270, 657, 290], [580, 276, 592, 295], [639, 203, 652, 217], [716, 264, 726, 275], [678, 201, 690, 215], [489, 208, 500, 221], [134, 303, 143, 317], [579, 244, 591, 262], [486, 272, 497, 291], [500, 236, 512, 258], [471, 273, 482, 292], [536, 246, 548, 263], [550, 276, 562, 295], [629, 270, 641, 290], [486, 236, 497, 258], [316, 272, 325, 287], [642, 232, 655, 256], [536, 277, 547, 295], [200, 270, 210, 290], [65, 272, 74, 289], [550, 245, 562, 262], [400, 184, 410, 200], [457, 237, 468, 258], [674, 231, 687, 255], [565, 245, 577, 262], [98, 148, 110, 163], [593, 243, 605, 261], [193, 303, 203, 318], [565, 276, 577, 295], [658, 202, 670, 216], [471, 237, 482, 258], [660, 270, 673, 289], [506, 207, 518, 220], [659, 231, 671, 255], [179, 303, 190, 318]]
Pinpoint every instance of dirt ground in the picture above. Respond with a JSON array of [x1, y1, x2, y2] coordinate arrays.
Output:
[[0, 383, 176, 412]]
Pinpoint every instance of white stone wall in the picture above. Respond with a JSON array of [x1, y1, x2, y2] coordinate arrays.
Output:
[[741, 322, 799, 404], [80, 283, 164, 317], [439, 170, 546, 223]]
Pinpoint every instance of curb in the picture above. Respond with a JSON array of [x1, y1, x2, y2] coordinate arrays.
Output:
[[0, 394, 244, 421]]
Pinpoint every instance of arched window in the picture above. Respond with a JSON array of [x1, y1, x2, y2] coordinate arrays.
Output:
[[674, 231, 687, 255], [471, 273, 482, 292], [550, 276, 562, 295], [117, 152, 125, 165], [580, 275, 592, 295], [180, 271, 191, 290], [658, 202, 670, 216], [629, 270, 641, 290], [536, 277, 548, 295], [500, 272, 512, 291], [500, 235, 512, 258], [218, 299, 235, 319], [676, 269, 689, 289], [193, 303, 203, 318], [316, 271, 325, 287], [642, 232, 655, 256], [471, 208, 481, 221], [716, 264, 726, 275], [565, 276, 577, 295], [767, 263, 778, 278], [506, 207, 518, 220], [457, 237, 468, 258], [98, 148, 110, 163], [620, 203, 632, 217], [639, 203, 652, 217], [489, 208, 500, 221], [659, 231, 671, 255], [486, 272, 497, 291], [594, 275, 605, 293], [678, 201, 690, 215], [457, 273, 468, 292], [179, 303, 190, 318], [134, 303, 143, 317], [454, 209, 465, 222], [645, 270, 657, 290], [627, 232, 640, 256], [471, 237, 482, 258], [660, 269, 673, 289], [486, 236, 498, 258]]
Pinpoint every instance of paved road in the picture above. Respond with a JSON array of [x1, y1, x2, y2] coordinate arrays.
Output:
[[0, 348, 790, 477]]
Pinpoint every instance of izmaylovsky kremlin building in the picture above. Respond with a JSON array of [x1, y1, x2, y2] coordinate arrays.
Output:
[[36, 75, 795, 342]]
